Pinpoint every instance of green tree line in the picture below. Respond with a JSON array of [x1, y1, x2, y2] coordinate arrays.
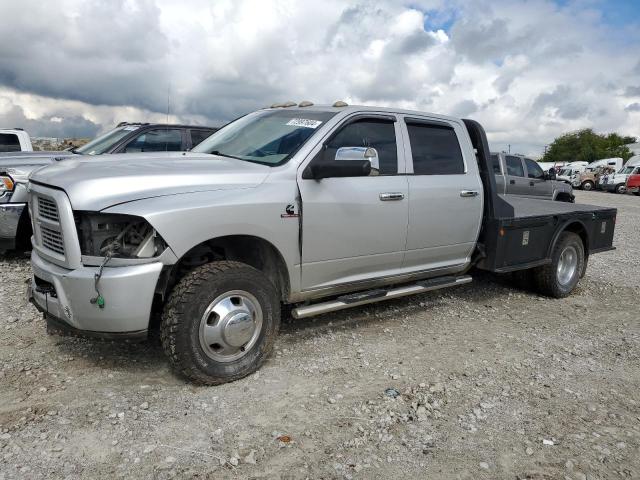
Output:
[[541, 129, 636, 164]]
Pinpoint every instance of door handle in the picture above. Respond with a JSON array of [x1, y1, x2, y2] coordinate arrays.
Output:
[[379, 192, 404, 201], [509, 179, 516, 185], [529, 181, 535, 186], [460, 190, 479, 197]]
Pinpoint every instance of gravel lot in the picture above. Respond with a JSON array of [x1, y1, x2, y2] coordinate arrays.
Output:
[[1, 190, 638, 479]]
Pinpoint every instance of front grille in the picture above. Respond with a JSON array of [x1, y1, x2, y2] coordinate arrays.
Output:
[[40, 225, 65, 255], [38, 196, 59, 222]]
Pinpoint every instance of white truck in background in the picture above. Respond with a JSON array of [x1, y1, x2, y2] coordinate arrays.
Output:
[[575, 158, 623, 191], [0, 129, 32, 153], [602, 156, 640, 193], [557, 162, 589, 185]]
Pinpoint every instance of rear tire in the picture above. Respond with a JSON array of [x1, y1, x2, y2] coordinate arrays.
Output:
[[160, 261, 280, 385], [533, 232, 584, 298], [615, 184, 626, 194], [581, 181, 594, 191]]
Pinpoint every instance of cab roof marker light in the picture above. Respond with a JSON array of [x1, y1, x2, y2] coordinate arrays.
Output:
[[282, 101, 297, 107], [333, 100, 348, 107], [298, 101, 314, 107], [270, 103, 284, 108]]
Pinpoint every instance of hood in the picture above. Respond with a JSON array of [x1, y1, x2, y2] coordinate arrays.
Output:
[[0, 151, 75, 171], [29, 152, 270, 211]]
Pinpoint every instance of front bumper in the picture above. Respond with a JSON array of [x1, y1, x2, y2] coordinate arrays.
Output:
[[602, 183, 617, 192], [628, 186, 639, 194], [0, 203, 26, 250], [28, 249, 163, 335]]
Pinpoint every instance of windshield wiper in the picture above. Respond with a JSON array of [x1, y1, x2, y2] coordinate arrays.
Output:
[[208, 150, 272, 166], [208, 150, 243, 161]]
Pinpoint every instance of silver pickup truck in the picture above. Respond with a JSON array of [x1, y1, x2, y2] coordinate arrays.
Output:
[[26, 104, 616, 385]]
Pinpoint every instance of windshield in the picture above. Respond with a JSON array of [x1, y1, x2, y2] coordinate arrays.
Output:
[[620, 166, 635, 174], [560, 168, 571, 176], [192, 109, 337, 165], [75, 126, 139, 155]]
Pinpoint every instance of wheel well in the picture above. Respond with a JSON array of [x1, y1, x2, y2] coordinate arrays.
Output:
[[555, 192, 573, 202], [15, 208, 33, 250], [562, 222, 589, 253], [166, 235, 290, 302]]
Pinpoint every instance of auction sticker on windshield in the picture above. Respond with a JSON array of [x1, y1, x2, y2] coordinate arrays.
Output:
[[286, 118, 323, 129]]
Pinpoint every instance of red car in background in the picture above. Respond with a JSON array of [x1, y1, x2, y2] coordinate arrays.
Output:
[[627, 173, 640, 195]]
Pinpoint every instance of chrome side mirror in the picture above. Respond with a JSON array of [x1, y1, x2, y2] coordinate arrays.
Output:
[[335, 147, 379, 173]]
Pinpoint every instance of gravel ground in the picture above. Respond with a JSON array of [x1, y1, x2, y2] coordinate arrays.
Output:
[[0, 190, 638, 479]]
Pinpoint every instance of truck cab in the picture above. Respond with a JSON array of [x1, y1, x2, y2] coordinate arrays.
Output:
[[491, 152, 574, 202], [0, 129, 32, 153]]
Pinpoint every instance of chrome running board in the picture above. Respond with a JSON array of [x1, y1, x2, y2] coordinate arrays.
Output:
[[291, 275, 472, 319]]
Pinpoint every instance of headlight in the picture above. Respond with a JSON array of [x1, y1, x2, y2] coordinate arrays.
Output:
[[0, 175, 15, 193], [74, 212, 167, 258]]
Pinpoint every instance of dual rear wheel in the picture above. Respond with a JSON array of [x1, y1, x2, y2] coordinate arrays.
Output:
[[513, 232, 585, 298]]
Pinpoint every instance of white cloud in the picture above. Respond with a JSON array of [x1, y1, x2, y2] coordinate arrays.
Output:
[[0, 0, 638, 155]]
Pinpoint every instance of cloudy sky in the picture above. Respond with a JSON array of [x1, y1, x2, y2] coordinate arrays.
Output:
[[1, 0, 639, 156]]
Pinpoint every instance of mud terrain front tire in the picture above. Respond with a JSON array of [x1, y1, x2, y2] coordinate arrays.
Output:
[[161, 261, 280, 385], [533, 232, 585, 298]]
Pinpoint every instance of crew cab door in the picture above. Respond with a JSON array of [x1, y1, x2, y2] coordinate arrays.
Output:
[[523, 158, 552, 198], [298, 115, 409, 290], [400, 117, 483, 273]]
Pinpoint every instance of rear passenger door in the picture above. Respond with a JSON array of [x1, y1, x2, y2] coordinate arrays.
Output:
[[120, 128, 186, 153], [401, 117, 483, 274], [189, 129, 215, 149], [523, 158, 552, 198], [504, 155, 529, 196]]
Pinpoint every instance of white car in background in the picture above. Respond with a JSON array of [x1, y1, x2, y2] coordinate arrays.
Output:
[[0, 129, 32, 153]]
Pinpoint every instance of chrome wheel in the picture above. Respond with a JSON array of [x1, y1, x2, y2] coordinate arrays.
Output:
[[198, 290, 263, 362], [556, 245, 578, 286]]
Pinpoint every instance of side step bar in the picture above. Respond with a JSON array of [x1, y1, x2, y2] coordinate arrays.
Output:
[[291, 275, 472, 319]]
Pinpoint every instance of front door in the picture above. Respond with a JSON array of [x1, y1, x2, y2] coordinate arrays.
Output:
[[523, 158, 552, 198], [298, 115, 408, 290]]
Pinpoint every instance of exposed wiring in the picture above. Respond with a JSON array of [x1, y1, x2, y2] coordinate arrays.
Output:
[[90, 245, 119, 308]]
